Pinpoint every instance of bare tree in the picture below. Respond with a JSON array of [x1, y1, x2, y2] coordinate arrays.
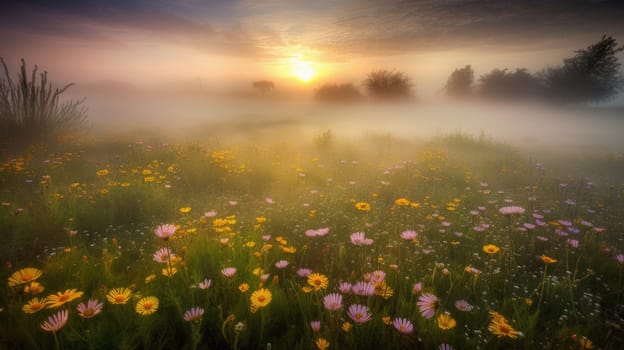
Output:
[[363, 70, 412, 99]]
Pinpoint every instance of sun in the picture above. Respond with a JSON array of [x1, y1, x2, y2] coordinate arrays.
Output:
[[292, 60, 316, 83]]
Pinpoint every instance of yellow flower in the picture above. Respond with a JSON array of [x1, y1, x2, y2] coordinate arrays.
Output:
[[489, 318, 521, 339], [307, 273, 329, 291], [136, 296, 159, 315], [250, 288, 272, 308], [45, 289, 84, 308], [256, 216, 267, 224], [541, 255, 557, 264], [302, 286, 313, 293], [315, 337, 330, 350], [280, 245, 296, 254], [8, 267, 42, 287], [106, 288, 132, 304], [410, 202, 421, 208], [342, 321, 352, 332], [382, 316, 392, 325], [374, 281, 394, 299], [244, 241, 256, 248], [437, 314, 457, 330], [252, 268, 264, 276], [22, 297, 46, 314], [24, 281, 45, 295], [355, 202, 371, 212], [179, 206, 192, 214], [394, 198, 410, 206], [96, 169, 109, 176], [143, 176, 155, 182], [482, 244, 500, 254], [145, 274, 156, 284], [239, 283, 250, 293], [162, 267, 178, 277]]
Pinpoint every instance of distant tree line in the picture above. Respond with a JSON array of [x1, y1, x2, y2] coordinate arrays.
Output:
[[445, 35, 624, 103], [312, 36, 623, 104]]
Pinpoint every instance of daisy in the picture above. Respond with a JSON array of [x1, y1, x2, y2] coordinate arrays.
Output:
[[351, 281, 375, 296], [153, 247, 174, 263], [400, 230, 418, 241], [307, 273, 329, 291], [297, 268, 312, 277], [8, 267, 42, 287], [22, 297, 46, 314], [417, 293, 438, 319], [392, 318, 414, 334], [498, 206, 525, 215], [106, 288, 132, 304], [350, 232, 373, 246], [347, 304, 372, 323], [323, 293, 343, 311], [339, 282, 352, 294], [41, 310, 68, 332], [250, 288, 272, 308], [76, 299, 104, 318], [221, 267, 237, 278], [437, 313, 456, 330], [136, 296, 159, 315], [45, 289, 84, 308], [482, 244, 500, 254], [154, 224, 176, 240], [275, 260, 289, 269], [454, 299, 474, 312], [23, 281, 45, 295], [315, 338, 330, 350], [183, 307, 205, 322], [310, 320, 321, 332]]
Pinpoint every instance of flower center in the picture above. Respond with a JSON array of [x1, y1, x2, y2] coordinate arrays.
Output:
[[143, 302, 153, 310], [114, 295, 125, 302], [59, 294, 69, 302], [258, 296, 265, 302]]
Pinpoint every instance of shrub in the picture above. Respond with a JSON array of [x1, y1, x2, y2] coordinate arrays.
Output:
[[363, 70, 413, 100], [315, 83, 362, 102], [0, 58, 87, 141]]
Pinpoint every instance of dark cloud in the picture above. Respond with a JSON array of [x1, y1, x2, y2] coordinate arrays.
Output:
[[1, 0, 623, 60]]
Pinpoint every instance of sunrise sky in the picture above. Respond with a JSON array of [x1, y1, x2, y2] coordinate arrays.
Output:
[[1, 0, 623, 96]]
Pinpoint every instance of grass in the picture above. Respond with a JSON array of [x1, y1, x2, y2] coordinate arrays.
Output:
[[1, 130, 623, 349]]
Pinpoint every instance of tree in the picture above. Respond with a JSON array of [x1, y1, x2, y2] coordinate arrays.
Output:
[[363, 70, 412, 99], [478, 68, 540, 99], [542, 35, 624, 103], [445, 65, 474, 97], [315, 83, 362, 103], [252, 80, 275, 95]]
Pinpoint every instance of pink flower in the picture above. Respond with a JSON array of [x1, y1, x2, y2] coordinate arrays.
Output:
[[347, 304, 372, 323], [297, 268, 311, 277], [417, 293, 438, 319], [183, 307, 205, 322], [265, 197, 275, 204], [197, 278, 212, 289], [616, 254, 624, 264], [365, 270, 386, 285], [275, 260, 289, 269], [411, 282, 423, 294], [350, 232, 373, 246], [204, 210, 217, 217], [305, 228, 330, 237], [339, 282, 352, 294], [310, 320, 321, 333], [454, 299, 474, 312], [154, 224, 176, 240], [566, 239, 579, 249], [323, 293, 343, 311], [400, 230, 418, 240], [352, 281, 375, 296], [498, 206, 526, 215], [153, 248, 174, 263], [393, 317, 414, 334], [221, 267, 237, 278], [41, 310, 69, 332], [76, 299, 103, 319]]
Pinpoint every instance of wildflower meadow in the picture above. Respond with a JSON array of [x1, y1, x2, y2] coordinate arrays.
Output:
[[1, 131, 623, 349]]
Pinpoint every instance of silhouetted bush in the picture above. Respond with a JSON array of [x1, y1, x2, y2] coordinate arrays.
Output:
[[478, 68, 540, 100], [0, 58, 87, 141], [363, 70, 413, 100], [315, 83, 362, 103], [541, 35, 623, 103], [252, 80, 275, 95], [445, 65, 474, 97]]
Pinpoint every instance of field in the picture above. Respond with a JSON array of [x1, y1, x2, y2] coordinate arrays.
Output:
[[1, 125, 624, 349]]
